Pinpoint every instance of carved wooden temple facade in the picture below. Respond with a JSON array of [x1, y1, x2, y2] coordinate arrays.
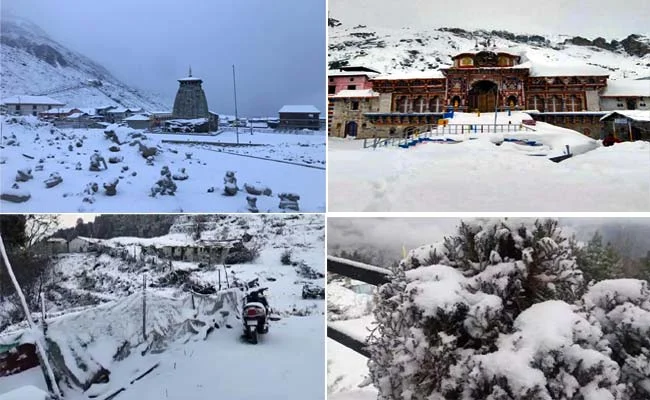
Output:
[[328, 48, 647, 139]]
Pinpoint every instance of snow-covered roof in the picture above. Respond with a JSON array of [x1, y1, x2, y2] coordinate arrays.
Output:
[[43, 107, 78, 114], [601, 79, 650, 97], [328, 70, 380, 77], [373, 70, 446, 80], [279, 105, 320, 113], [453, 48, 522, 58], [1, 95, 65, 106], [66, 112, 88, 119], [0, 385, 51, 400], [332, 89, 379, 98], [47, 238, 67, 243], [525, 59, 609, 77], [124, 114, 150, 121], [107, 107, 128, 113], [600, 110, 650, 122]]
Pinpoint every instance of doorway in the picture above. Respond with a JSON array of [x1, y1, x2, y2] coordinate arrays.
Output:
[[344, 121, 358, 137], [469, 80, 498, 112]]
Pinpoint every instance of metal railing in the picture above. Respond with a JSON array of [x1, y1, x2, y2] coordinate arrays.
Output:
[[363, 123, 537, 149]]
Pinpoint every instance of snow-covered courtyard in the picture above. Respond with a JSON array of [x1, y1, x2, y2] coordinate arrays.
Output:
[[0, 116, 325, 212], [328, 112, 649, 212]]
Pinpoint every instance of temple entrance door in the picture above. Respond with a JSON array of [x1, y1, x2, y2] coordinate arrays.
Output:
[[469, 80, 498, 112], [344, 121, 358, 137]]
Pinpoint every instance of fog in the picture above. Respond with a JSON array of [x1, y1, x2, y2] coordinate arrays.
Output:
[[3, 0, 325, 117], [328, 218, 650, 267]]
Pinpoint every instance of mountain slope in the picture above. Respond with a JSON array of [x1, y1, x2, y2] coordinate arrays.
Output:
[[328, 18, 650, 80], [0, 14, 166, 110]]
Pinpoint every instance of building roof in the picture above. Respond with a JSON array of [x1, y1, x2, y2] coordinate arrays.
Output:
[[332, 89, 379, 98], [528, 61, 610, 77], [124, 114, 150, 121], [107, 107, 128, 113], [278, 105, 320, 113], [600, 110, 650, 122], [601, 79, 650, 97], [373, 71, 446, 80], [452, 48, 521, 59], [67, 112, 89, 119], [1, 95, 65, 106], [328, 70, 380, 77], [47, 238, 67, 243], [42, 107, 80, 114]]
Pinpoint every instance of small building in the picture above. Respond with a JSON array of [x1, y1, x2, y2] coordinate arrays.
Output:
[[68, 236, 96, 253], [600, 110, 650, 141], [124, 114, 151, 129], [277, 105, 321, 130], [105, 107, 143, 123], [329, 89, 380, 138], [95, 105, 117, 117], [46, 238, 68, 254], [40, 107, 82, 120], [600, 79, 650, 111], [1, 95, 65, 116]]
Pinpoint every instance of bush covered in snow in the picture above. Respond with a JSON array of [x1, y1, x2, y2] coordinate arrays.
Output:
[[367, 219, 650, 400]]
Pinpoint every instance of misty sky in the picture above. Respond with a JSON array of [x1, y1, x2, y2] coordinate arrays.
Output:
[[3, 0, 325, 117], [330, 0, 650, 39], [328, 218, 650, 265]]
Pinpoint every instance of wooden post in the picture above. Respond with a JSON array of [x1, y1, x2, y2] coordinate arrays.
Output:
[[142, 274, 147, 341], [628, 121, 633, 142]]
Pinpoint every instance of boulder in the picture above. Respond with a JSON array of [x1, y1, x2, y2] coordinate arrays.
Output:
[[103, 179, 119, 196], [15, 168, 33, 182], [44, 173, 63, 188], [1, 189, 31, 203]]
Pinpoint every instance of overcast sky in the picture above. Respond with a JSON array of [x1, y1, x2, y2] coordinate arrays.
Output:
[[330, 0, 650, 39], [328, 218, 650, 265], [3, 0, 325, 117]]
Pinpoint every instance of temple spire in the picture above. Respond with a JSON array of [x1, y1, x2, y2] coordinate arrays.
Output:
[[188, 65, 192, 77]]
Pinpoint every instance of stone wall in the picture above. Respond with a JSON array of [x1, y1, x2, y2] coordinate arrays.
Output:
[[329, 97, 379, 137]]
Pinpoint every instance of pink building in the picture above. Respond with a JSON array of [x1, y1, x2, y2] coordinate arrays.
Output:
[[327, 66, 380, 130], [327, 66, 379, 95]]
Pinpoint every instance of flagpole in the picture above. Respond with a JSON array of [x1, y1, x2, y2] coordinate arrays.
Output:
[[232, 65, 239, 144]]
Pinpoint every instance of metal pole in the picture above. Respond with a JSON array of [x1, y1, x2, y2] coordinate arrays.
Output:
[[232, 65, 239, 144], [494, 87, 498, 132]]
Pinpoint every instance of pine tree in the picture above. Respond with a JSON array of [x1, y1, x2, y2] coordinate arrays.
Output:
[[366, 219, 622, 400], [580, 231, 623, 283]]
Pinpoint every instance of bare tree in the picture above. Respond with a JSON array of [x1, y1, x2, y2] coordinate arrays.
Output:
[[24, 214, 61, 251]]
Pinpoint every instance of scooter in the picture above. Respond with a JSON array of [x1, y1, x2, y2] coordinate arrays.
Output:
[[242, 288, 270, 344]]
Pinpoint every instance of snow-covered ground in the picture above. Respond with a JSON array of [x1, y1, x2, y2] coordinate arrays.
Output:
[[0, 116, 325, 212], [328, 113, 650, 212], [0, 214, 325, 399]]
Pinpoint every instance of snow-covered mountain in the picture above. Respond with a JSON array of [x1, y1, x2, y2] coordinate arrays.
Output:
[[328, 18, 650, 80], [0, 14, 167, 110]]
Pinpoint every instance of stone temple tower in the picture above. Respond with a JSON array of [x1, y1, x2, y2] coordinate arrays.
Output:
[[172, 66, 209, 119]]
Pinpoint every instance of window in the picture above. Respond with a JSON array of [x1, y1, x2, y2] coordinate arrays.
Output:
[[329, 78, 333, 82], [328, 86, 336, 94], [349, 77, 354, 81], [396, 96, 409, 113], [33, 105, 37, 109], [347, 85, 356, 90], [413, 96, 426, 113], [16, 104, 21, 111], [429, 96, 441, 112], [351, 101, 359, 110]]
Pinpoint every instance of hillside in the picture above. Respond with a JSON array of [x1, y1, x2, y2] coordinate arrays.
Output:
[[0, 14, 167, 110], [328, 18, 650, 80]]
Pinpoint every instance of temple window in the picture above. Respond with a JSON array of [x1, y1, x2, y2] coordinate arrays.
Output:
[[460, 57, 473, 66], [396, 96, 409, 113], [414, 96, 426, 113], [351, 101, 359, 110], [429, 96, 441, 112]]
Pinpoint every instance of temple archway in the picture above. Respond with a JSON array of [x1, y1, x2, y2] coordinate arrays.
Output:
[[469, 80, 498, 112]]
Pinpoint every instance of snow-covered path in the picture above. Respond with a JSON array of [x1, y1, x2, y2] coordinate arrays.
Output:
[[70, 315, 324, 400]]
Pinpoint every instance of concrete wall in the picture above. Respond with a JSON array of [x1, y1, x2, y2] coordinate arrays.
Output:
[[328, 75, 373, 95], [585, 90, 600, 111], [600, 97, 650, 111]]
